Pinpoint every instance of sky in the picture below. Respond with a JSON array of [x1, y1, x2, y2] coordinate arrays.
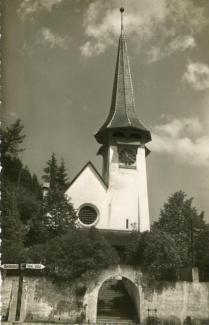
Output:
[[2, 0, 209, 223]]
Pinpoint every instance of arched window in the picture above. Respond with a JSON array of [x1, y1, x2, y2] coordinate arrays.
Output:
[[78, 205, 98, 226]]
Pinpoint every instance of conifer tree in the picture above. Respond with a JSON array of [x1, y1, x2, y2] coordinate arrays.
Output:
[[42, 153, 58, 190], [153, 191, 206, 267], [56, 159, 69, 191], [1, 119, 25, 157], [41, 154, 76, 239]]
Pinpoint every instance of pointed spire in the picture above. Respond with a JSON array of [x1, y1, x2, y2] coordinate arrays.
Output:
[[95, 8, 151, 145]]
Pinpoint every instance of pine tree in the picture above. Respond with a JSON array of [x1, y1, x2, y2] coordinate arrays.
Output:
[[42, 153, 58, 190], [1, 119, 42, 252], [56, 159, 69, 191], [1, 119, 25, 158], [153, 191, 205, 267], [41, 154, 76, 239]]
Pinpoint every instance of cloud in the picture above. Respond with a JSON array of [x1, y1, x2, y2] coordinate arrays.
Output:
[[19, 27, 70, 55], [81, 0, 207, 58], [183, 62, 209, 91], [149, 35, 196, 62], [17, 0, 64, 21], [150, 117, 209, 167], [36, 27, 70, 50]]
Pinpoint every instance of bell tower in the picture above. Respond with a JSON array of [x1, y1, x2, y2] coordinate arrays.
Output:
[[95, 8, 151, 232]]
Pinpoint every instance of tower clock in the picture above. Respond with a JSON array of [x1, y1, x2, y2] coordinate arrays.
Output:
[[118, 146, 137, 168]]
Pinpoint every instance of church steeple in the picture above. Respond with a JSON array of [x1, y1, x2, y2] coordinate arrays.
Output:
[[95, 8, 151, 145]]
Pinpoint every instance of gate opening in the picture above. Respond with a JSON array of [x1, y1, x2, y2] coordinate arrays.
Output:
[[97, 277, 139, 324]]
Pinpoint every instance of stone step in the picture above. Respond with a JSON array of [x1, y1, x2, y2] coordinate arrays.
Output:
[[97, 279, 138, 323], [97, 316, 136, 324], [96, 319, 136, 325]]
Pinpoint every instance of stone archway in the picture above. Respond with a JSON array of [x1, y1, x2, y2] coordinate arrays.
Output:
[[84, 265, 141, 323]]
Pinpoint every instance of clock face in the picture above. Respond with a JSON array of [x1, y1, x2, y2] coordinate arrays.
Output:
[[119, 147, 137, 167]]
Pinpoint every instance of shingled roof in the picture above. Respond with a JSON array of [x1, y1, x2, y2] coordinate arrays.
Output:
[[95, 8, 151, 145]]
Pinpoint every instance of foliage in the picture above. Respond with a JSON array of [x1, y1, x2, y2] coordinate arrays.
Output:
[[42, 153, 69, 192], [125, 192, 208, 280], [153, 191, 207, 269], [1, 119, 42, 261], [40, 153, 76, 240], [27, 228, 120, 281], [42, 192, 77, 239], [125, 230, 181, 280], [42, 152, 58, 190], [1, 119, 25, 157], [56, 159, 69, 191], [1, 181, 26, 263], [1, 120, 209, 284], [194, 225, 209, 276]]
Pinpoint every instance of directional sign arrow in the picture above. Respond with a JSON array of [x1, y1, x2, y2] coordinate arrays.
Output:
[[0, 264, 19, 270], [25, 264, 45, 270]]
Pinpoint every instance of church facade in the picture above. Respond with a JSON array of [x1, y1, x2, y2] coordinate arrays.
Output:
[[65, 9, 151, 233]]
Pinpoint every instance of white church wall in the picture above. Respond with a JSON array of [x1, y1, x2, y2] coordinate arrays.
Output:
[[136, 147, 150, 231], [65, 164, 108, 229], [106, 145, 150, 231]]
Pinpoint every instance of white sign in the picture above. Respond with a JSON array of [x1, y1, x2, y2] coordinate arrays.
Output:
[[25, 264, 45, 270], [0, 264, 19, 269]]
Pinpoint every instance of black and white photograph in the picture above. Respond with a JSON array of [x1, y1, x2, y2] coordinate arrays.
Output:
[[1, 0, 209, 324]]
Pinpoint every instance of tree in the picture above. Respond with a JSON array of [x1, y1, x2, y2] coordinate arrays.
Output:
[[1, 182, 26, 263], [40, 153, 75, 239], [42, 191, 77, 238], [42, 153, 58, 190], [56, 159, 69, 191], [1, 119, 25, 158], [194, 225, 209, 280], [125, 230, 181, 280], [27, 228, 120, 281], [153, 191, 206, 268]]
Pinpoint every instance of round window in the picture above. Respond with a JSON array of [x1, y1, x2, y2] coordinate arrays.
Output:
[[78, 205, 98, 226]]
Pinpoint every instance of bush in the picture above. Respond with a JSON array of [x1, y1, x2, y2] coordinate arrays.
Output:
[[27, 227, 119, 282], [125, 230, 181, 280]]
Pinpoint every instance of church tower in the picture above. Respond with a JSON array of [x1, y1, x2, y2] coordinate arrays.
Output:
[[66, 8, 151, 233], [95, 8, 151, 232]]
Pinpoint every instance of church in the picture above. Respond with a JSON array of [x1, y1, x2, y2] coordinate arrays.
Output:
[[65, 8, 151, 234], [2, 8, 209, 325]]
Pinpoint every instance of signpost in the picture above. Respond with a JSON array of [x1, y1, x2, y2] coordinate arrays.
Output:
[[25, 263, 45, 270], [0, 263, 45, 270], [0, 263, 45, 321], [0, 264, 19, 270]]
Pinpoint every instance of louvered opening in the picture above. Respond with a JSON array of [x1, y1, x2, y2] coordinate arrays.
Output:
[[79, 206, 97, 225]]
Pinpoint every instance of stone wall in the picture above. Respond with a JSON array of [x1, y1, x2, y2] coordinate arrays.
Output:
[[140, 279, 209, 324], [1, 276, 19, 321], [1, 266, 209, 324], [84, 266, 209, 324], [1, 276, 85, 323]]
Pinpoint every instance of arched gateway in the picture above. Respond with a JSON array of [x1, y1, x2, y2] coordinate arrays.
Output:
[[84, 266, 141, 324]]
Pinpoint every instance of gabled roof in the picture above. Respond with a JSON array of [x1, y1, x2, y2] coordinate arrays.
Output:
[[66, 161, 107, 190], [95, 9, 151, 145]]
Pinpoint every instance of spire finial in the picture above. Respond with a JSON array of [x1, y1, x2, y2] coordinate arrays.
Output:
[[120, 7, 124, 33]]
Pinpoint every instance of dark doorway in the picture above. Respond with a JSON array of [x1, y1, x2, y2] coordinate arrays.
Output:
[[97, 278, 139, 324]]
